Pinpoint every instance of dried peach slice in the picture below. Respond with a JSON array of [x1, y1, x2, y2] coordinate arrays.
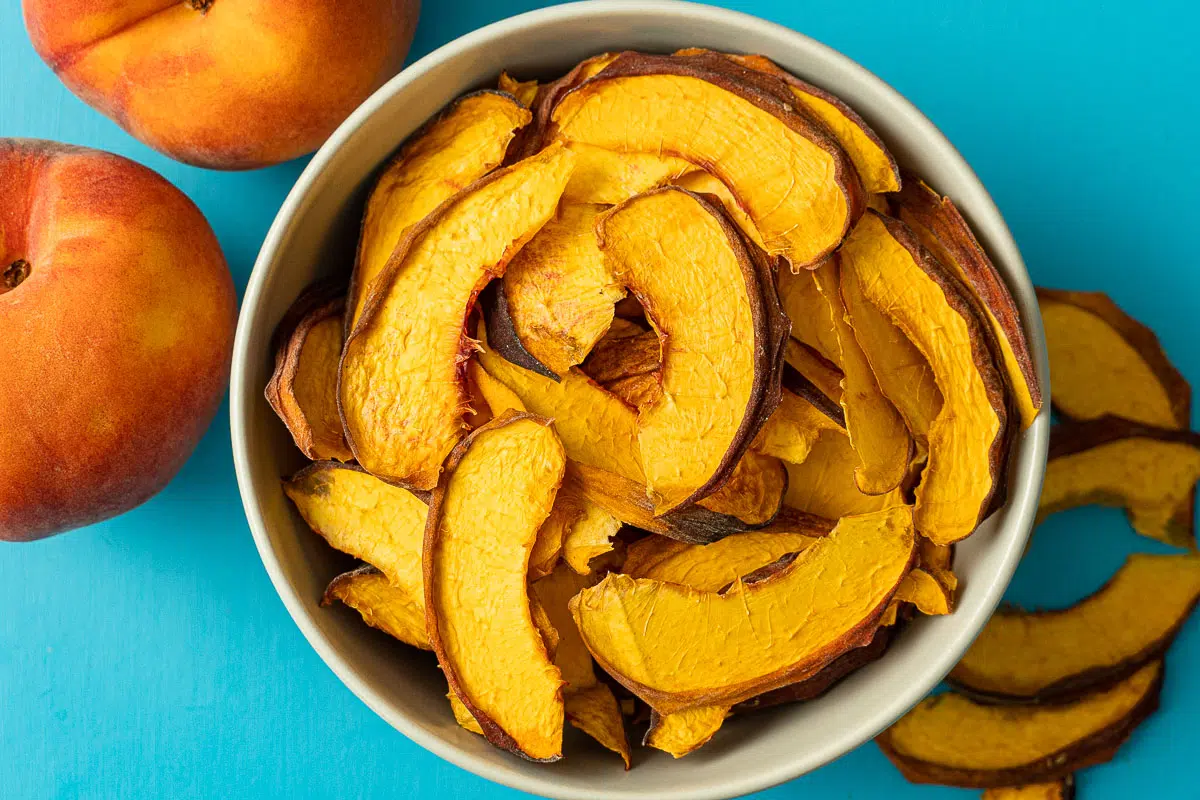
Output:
[[571, 506, 916, 714], [265, 288, 352, 461], [877, 661, 1162, 788], [340, 143, 575, 489], [424, 412, 567, 761], [348, 91, 531, 330]]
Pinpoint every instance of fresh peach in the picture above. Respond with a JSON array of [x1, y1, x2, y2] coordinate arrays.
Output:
[[22, 0, 420, 170], [0, 139, 236, 541]]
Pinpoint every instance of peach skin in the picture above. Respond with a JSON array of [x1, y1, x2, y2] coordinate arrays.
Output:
[[22, 0, 420, 169], [0, 139, 236, 541]]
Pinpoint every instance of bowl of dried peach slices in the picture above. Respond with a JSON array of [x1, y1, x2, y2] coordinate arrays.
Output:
[[232, 2, 1050, 797]]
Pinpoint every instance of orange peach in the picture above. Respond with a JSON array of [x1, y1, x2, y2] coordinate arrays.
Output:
[[0, 139, 236, 541], [22, 0, 420, 170]]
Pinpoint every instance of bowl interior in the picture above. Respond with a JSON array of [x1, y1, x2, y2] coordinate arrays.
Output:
[[231, 3, 1049, 798]]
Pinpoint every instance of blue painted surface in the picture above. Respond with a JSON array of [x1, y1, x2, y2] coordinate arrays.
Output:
[[1, 1, 1198, 797]]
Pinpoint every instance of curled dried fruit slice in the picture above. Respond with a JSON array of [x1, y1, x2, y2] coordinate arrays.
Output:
[[717, 52, 900, 194], [424, 412, 567, 761], [877, 661, 1162, 788], [532, 566, 632, 767], [548, 51, 864, 268], [597, 187, 788, 513], [983, 777, 1075, 800], [581, 328, 659, 386], [813, 258, 912, 494], [284, 462, 427, 595], [322, 566, 430, 650], [783, 430, 904, 519], [500, 203, 624, 376], [752, 382, 844, 465], [561, 494, 623, 574], [735, 629, 891, 712], [952, 553, 1200, 703], [1037, 288, 1188, 430], [348, 91, 531, 330], [644, 706, 729, 758], [894, 178, 1041, 428], [571, 506, 916, 714], [497, 72, 538, 107], [839, 212, 1007, 544], [1041, 416, 1200, 548], [530, 488, 582, 580], [894, 568, 954, 616], [340, 144, 576, 489], [778, 266, 842, 366], [623, 529, 818, 592], [265, 289, 352, 461], [840, 261, 943, 447]]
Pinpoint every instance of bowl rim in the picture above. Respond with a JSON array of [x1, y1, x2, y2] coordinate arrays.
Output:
[[231, 2, 1050, 798]]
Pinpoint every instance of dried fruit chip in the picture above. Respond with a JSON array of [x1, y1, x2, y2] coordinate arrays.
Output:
[[498, 72, 538, 107], [783, 430, 904, 519], [581, 328, 659, 386], [597, 187, 788, 513], [812, 258, 912, 494], [752, 384, 844, 465], [284, 462, 427, 595], [623, 529, 818, 592], [778, 266, 842, 366], [340, 144, 576, 489], [894, 178, 1041, 428], [840, 260, 943, 450], [322, 565, 430, 650], [571, 506, 916, 714], [348, 91, 531, 329], [531, 566, 632, 767], [894, 568, 954, 616], [1037, 288, 1188, 430], [562, 494, 623, 574], [839, 212, 1007, 544], [547, 51, 864, 268], [644, 706, 729, 758], [1040, 416, 1200, 549], [877, 661, 1162, 788], [502, 203, 625, 376], [265, 290, 353, 461], [951, 553, 1200, 703], [530, 488, 583, 580], [697, 450, 788, 527], [424, 412, 567, 761]]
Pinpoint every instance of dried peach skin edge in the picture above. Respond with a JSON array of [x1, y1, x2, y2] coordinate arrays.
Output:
[[264, 285, 351, 461], [422, 411, 566, 762], [321, 565, 431, 651], [1035, 287, 1190, 430]]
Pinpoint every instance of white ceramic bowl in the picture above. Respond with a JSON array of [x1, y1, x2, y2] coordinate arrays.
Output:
[[231, 2, 1050, 797]]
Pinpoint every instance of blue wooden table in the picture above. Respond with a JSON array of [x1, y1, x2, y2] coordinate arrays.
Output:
[[2, 2, 1198, 798]]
